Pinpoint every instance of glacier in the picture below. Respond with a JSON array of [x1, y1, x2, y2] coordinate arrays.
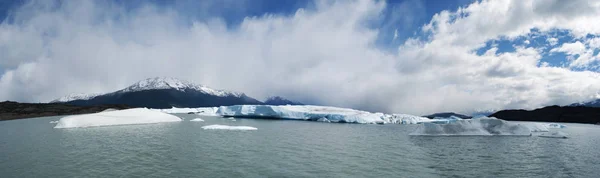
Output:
[[54, 108, 182, 128], [201, 125, 257, 130], [410, 118, 532, 136]]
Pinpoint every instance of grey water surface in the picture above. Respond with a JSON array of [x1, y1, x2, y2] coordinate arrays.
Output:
[[1, 114, 599, 178]]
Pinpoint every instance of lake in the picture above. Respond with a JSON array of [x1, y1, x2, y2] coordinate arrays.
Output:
[[1, 114, 600, 177]]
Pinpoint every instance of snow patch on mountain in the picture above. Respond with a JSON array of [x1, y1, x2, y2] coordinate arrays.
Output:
[[118, 77, 242, 97], [50, 93, 102, 103]]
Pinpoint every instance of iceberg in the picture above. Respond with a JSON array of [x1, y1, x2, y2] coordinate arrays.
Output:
[[190, 118, 204, 122], [49, 120, 59, 124], [521, 123, 550, 132], [217, 105, 389, 124], [54, 108, 182, 128], [539, 131, 568, 139], [151, 107, 219, 116], [410, 118, 532, 136], [201, 125, 257, 130], [382, 114, 431, 124], [216, 105, 435, 124]]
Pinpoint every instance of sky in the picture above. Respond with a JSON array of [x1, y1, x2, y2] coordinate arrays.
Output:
[[2, 0, 600, 115]]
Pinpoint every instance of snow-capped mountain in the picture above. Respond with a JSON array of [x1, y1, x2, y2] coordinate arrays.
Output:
[[53, 77, 262, 108], [118, 77, 242, 97], [50, 93, 103, 103], [263, 96, 303, 105], [570, 99, 600, 107]]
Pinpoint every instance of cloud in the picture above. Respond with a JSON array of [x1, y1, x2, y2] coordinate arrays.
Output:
[[1, 0, 600, 115], [547, 37, 558, 46], [550, 41, 586, 55]]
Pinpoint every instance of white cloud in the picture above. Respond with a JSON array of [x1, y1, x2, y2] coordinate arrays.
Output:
[[1, 0, 600, 115], [547, 37, 559, 46], [550, 41, 586, 55]]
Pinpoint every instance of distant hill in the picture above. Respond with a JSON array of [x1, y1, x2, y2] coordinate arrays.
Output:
[[490, 105, 600, 124], [422, 112, 472, 119], [263, 96, 303, 105], [54, 77, 262, 108], [0, 101, 130, 121]]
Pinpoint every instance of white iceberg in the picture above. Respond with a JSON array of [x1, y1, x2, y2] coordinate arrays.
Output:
[[539, 131, 568, 138], [151, 107, 219, 116], [382, 114, 431, 124], [317, 118, 331, 123], [190, 118, 204, 122], [521, 123, 550, 132], [49, 120, 59, 124], [201, 125, 257, 130], [216, 105, 435, 124], [217, 105, 391, 124], [54, 108, 182, 128], [410, 118, 532, 136]]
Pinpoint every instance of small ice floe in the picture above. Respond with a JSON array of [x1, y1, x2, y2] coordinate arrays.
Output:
[[49, 121, 59, 124], [539, 131, 568, 139], [190, 118, 204, 122], [201, 125, 257, 131], [317, 118, 331, 123]]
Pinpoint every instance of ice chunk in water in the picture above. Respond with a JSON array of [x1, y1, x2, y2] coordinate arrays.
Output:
[[201, 125, 257, 130], [190, 118, 204, 122], [539, 131, 568, 139], [410, 118, 532, 136]]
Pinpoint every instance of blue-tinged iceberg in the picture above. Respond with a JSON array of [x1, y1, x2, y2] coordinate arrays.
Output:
[[410, 118, 532, 136], [151, 107, 219, 116], [217, 105, 388, 124], [54, 108, 182, 128], [381, 114, 432, 124]]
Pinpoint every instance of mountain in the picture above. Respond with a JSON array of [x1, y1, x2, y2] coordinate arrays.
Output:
[[422, 112, 472, 119], [55, 77, 262, 108], [569, 99, 600, 107], [263, 96, 303, 105], [490, 105, 600, 124], [0, 101, 130, 121]]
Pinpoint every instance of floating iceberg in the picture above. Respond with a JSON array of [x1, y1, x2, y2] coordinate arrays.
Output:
[[382, 114, 431, 124], [539, 131, 568, 139], [217, 105, 390, 124], [190, 118, 204, 122], [49, 120, 59, 124], [54, 108, 182, 128], [151, 107, 219, 116], [410, 118, 532, 136], [201, 125, 257, 130], [521, 123, 550, 132], [216, 105, 434, 124]]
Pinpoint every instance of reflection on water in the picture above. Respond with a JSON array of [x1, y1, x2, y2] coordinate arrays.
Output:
[[1, 115, 599, 177]]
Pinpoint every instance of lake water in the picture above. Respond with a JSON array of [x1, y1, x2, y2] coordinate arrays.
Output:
[[1, 114, 600, 177]]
